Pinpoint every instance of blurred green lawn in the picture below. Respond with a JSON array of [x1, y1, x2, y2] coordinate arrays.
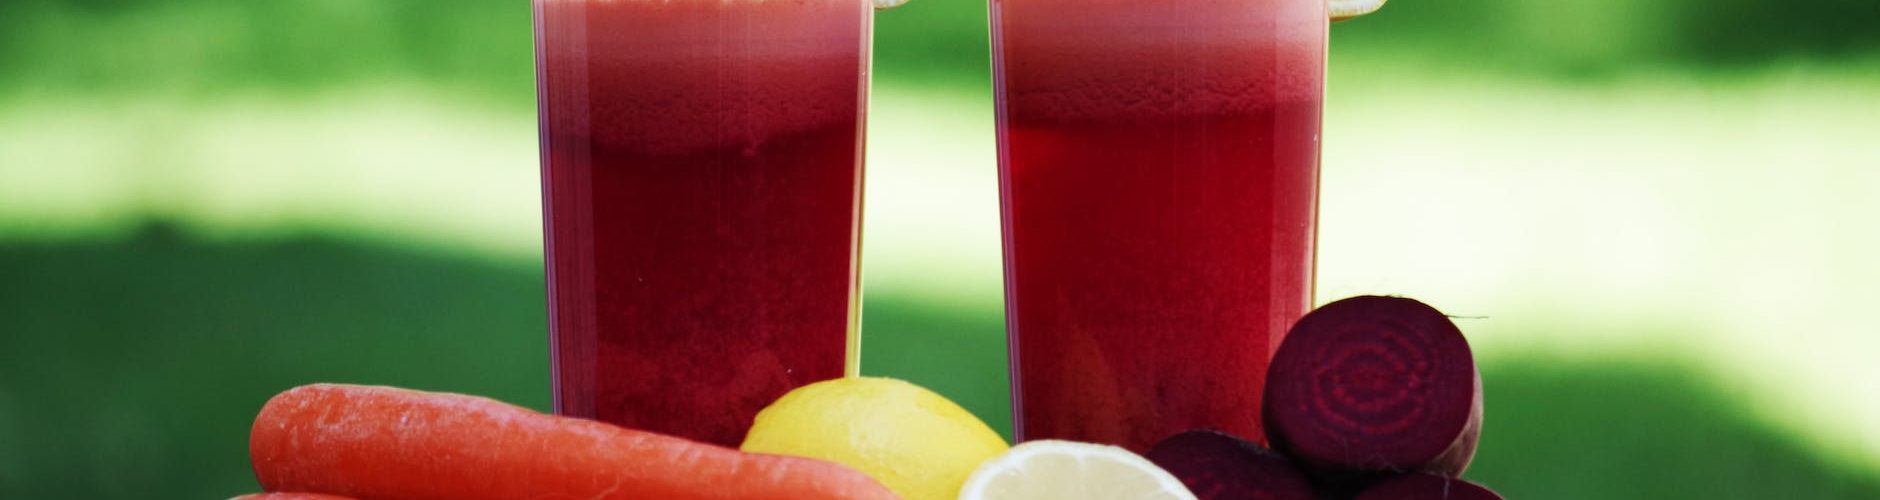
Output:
[[4, 0, 1880, 498]]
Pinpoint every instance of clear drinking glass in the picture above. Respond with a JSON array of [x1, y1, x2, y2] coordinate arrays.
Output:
[[990, 0, 1326, 451], [533, 0, 871, 446]]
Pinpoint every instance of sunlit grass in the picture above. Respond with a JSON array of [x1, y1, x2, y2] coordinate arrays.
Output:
[[0, 85, 540, 257], [1317, 65, 1880, 469]]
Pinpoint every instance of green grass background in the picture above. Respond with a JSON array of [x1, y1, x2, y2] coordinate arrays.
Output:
[[4, 0, 1880, 497]]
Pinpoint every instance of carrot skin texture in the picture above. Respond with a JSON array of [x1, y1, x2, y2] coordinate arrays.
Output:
[[249, 384, 900, 500]]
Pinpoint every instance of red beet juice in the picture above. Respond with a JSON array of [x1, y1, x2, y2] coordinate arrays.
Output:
[[533, 0, 870, 446], [991, 0, 1326, 451]]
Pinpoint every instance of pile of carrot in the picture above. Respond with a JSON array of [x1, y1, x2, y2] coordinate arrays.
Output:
[[232, 383, 899, 500]]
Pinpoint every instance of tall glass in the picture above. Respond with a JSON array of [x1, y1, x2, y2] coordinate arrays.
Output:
[[990, 0, 1326, 451], [533, 0, 871, 446]]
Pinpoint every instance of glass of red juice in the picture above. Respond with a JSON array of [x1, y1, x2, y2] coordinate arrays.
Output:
[[532, 0, 871, 446], [990, 0, 1326, 451]]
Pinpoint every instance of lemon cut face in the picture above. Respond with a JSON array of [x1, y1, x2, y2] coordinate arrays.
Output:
[[957, 440, 1198, 500], [1330, 0, 1387, 21]]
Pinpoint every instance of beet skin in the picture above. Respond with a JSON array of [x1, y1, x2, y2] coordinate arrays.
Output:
[[1145, 430, 1317, 500], [1354, 473, 1504, 500]]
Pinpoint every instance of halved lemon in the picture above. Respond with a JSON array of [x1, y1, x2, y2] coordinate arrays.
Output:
[[957, 440, 1198, 500], [741, 377, 1008, 500], [1330, 0, 1387, 21]]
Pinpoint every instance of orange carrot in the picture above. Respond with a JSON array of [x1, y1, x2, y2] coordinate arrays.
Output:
[[229, 494, 356, 500], [250, 384, 900, 500]]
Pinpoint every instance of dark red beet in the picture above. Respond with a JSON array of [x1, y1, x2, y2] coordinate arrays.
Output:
[[1262, 296, 1484, 479], [1145, 430, 1317, 500], [1354, 474, 1503, 500]]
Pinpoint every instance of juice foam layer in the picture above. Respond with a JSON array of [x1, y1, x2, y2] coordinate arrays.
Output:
[[995, 0, 1324, 121], [537, 0, 867, 153]]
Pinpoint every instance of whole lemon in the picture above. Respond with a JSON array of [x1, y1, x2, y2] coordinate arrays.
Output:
[[741, 377, 1009, 500]]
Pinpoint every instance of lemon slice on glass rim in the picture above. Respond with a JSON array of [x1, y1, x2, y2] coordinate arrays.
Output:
[[1330, 0, 1387, 21]]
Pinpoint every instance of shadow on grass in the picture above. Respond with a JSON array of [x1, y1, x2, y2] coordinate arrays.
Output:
[[860, 295, 1013, 440], [0, 228, 1873, 498], [0, 226, 551, 498], [1470, 355, 1880, 498]]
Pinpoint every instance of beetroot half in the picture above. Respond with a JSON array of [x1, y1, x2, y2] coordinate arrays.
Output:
[[1144, 430, 1317, 500], [1262, 296, 1483, 479], [1354, 473, 1503, 500]]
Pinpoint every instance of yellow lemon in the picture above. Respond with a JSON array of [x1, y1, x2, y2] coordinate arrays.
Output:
[[742, 377, 1009, 500]]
